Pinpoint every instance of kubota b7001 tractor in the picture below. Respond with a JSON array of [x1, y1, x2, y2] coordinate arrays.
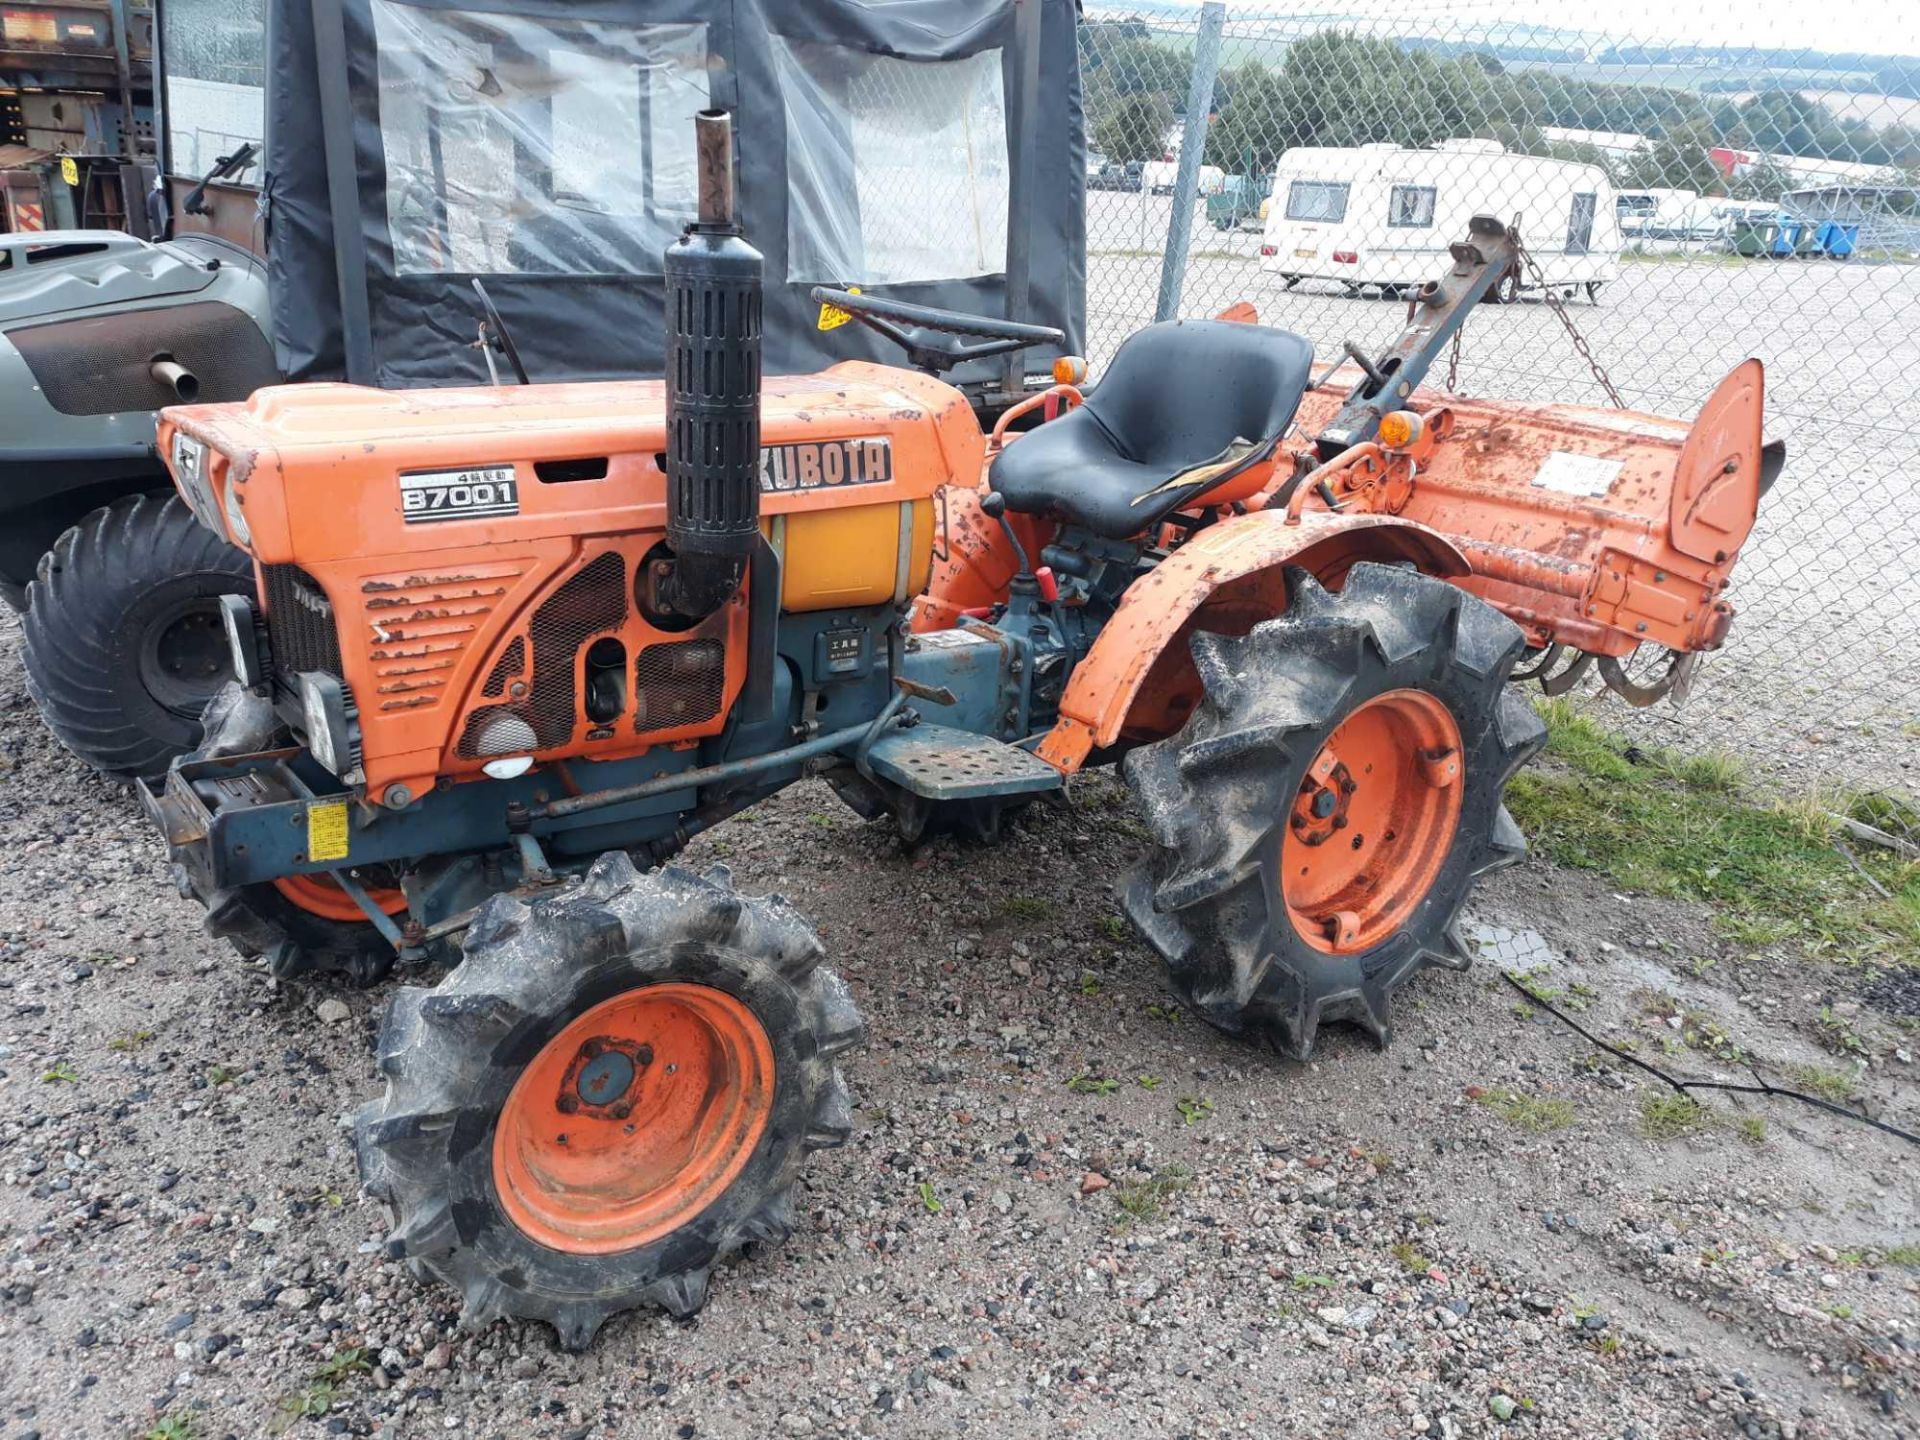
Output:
[[140, 113, 1770, 1348]]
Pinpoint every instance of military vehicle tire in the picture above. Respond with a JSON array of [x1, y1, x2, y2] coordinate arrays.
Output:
[[22, 494, 250, 780]]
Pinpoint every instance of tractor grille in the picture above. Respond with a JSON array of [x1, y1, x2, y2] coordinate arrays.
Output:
[[634, 639, 726, 735], [456, 552, 626, 758], [261, 564, 343, 676], [481, 636, 525, 697], [361, 564, 521, 714]]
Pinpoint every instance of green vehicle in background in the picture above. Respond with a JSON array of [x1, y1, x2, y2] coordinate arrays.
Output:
[[1208, 173, 1271, 230]]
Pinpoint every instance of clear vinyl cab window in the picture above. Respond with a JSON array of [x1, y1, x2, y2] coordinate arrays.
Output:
[[371, 3, 710, 277], [775, 39, 1010, 285]]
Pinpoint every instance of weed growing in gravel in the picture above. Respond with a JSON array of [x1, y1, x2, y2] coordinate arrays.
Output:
[[107, 1029, 155, 1052], [1639, 1093, 1707, 1139], [1736, 1116, 1767, 1145], [1508, 700, 1920, 964], [1066, 1074, 1120, 1095], [1078, 972, 1101, 996], [917, 1181, 942, 1214], [271, 1380, 336, 1432], [1102, 915, 1130, 941], [1135, 1074, 1163, 1090], [1813, 1006, 1870, 1058], [206, 1063, 239, 1086], [1881, 1245, 1920, 1267], [40, 1061, 76, 1083], [1000, 896, 1056, 924], [1144, 1002, 1182, 1023], [1786, 1063, 1859, 1103], [1391, 1240, 1433, 1274], [144, 1417, 195, 1440], [1290, 1273, 1336, 1290], [1175, 1096, 1214, 1126], [1112, 1163, 1192, 1225], [1470, 1087, 1575, 1133]]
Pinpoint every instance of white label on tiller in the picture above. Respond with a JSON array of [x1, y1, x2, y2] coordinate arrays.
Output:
[[400, 465, 520, 523], [1530, 450, 1623, 499]]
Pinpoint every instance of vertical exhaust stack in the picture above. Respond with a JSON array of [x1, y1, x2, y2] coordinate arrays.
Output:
[[655, 108, 764, 622]]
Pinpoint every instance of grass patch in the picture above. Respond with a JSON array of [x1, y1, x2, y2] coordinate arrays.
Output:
[[999, 896, 1056, 924], [1507, 700, 1920, 964], [1639, 1092, 1708, 1139], [1786, 1063, 1859, 1103], [1471, 1087, 1576, 1133], [1735, 1116, 1767, 1146], [1112, 1163, 1193, 1225], [1882, 1244, 1920, 1267]]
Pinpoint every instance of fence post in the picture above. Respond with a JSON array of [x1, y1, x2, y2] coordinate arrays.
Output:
[[1154, 0, 1226, 323]]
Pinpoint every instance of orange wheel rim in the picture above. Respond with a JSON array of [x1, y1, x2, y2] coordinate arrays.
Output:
[[272, 873, 407, 923], [493, 983, 774, 1255], [1281, 688, 1464, 955]]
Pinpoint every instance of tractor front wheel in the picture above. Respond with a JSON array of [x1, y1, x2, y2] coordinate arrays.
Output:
[[1120, 563, 1545, 1058], [356, 856, 863, 1350], [22, 494, 251, 781]]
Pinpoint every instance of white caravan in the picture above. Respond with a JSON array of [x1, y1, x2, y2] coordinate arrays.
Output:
[[1258, 140, 1621, 298]]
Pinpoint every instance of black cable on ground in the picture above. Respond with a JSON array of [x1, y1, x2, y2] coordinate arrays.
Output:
[[1499, 971, 1918, 1148]]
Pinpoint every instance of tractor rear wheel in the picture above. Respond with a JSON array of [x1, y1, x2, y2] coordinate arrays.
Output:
[[356, 855, 863, 1350], [22, 494, 251, 781], [1120, 563, 1545, 1059]]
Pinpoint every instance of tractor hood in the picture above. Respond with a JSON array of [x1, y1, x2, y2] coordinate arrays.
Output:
[[0, 232, 253, 328]]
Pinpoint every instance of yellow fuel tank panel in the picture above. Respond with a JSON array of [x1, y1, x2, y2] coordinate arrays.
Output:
[[769, 499, 934, 612]]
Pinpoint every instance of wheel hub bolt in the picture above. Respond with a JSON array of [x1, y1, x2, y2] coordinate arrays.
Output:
[[1311, 789, 1337, 819]]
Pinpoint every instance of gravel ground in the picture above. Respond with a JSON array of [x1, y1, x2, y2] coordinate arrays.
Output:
[[1087, 196, 1920, 799], [0, 610, 1915, 1440]]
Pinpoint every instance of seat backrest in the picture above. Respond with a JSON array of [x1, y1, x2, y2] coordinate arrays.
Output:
[[1082, 320, 1314, 466]]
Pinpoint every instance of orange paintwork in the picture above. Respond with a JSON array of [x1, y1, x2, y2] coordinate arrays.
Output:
[[492, 982, 773, 1255], [158, 363, 983, 805], [1281, 688, 1462, 954], [272, 872, 408, 923], [1032, 510, 1468, 773]]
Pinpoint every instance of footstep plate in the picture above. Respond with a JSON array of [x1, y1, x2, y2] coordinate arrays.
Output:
[[863, 724, 1065, 801]]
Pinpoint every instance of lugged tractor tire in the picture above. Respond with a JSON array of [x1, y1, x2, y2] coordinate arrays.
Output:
[[21, 494, 251, 781], [202, 875, 406, 988], [356, 854, 864, 1351], [1120, 563, 1546, 1059]]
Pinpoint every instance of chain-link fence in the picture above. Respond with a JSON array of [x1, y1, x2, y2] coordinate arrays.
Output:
[[1075, 4, 1919, 841]]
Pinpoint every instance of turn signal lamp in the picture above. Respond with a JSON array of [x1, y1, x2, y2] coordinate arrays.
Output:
[[1378, 410, 1423, 450], [1051, 354, 1087, 386]]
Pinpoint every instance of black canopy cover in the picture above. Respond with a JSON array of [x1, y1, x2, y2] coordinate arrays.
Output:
[[263, 0, 1085, 389]]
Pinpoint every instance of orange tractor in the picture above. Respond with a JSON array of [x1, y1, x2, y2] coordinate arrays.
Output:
[[141, 113, 1771, 1347]]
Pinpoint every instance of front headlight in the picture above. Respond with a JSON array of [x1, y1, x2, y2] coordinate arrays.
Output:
[[297, 671, 353, 779], [221, 476, 252, 547]]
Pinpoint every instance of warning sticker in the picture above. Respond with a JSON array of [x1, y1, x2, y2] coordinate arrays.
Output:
[[816, 285, 861, 331], [1531, 450, 1623, 499], [59, 156, 79, 188], [307, 801, 350, 863]]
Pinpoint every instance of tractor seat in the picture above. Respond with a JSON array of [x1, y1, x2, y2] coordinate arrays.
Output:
[[989, 320, 1314, 540]]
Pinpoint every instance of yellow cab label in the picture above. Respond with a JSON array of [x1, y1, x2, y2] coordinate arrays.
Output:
[[816, 285, 861, 331], [59, 156, 80, 187], [307, 801, 350, 863]]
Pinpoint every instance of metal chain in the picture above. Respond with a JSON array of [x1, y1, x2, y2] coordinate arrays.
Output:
[[1445, 326, 1462, 393], [1514, 233, 1626, 409]]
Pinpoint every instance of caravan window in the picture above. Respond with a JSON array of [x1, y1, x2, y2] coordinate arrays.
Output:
[[371, 5, 711, 277], [1285, 181, 1349, 223], [1566, 193, 1597, 256], [776, 41, 1009, 285], [1387, 185, 1436, 228]]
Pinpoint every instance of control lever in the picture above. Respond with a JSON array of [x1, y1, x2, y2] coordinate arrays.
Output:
[[1341, 339, 1392, 392]]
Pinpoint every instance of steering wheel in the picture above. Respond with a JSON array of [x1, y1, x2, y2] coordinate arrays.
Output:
[[810, 287, 1063, 377]]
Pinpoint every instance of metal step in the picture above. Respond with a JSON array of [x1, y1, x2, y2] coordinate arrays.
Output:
[[862, 724, 1064, 802]]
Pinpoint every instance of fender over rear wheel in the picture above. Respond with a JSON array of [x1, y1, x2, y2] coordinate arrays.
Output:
[[21, 494, 251, 781], [356, 856, 864, 1350], [1120, 564, 1545, 1059]]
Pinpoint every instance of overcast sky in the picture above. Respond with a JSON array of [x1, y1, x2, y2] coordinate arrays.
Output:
[[1186, 1, 1919, 60]]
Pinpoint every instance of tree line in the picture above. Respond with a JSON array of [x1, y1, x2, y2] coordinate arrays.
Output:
[[1082, 25, 1920, 197]]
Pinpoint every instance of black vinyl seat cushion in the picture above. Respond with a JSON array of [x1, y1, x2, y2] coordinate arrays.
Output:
[[989, 319, 1315, 539]]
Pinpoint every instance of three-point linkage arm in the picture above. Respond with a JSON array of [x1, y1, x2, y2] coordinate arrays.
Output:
[[1313, 214, 1521, 463]]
